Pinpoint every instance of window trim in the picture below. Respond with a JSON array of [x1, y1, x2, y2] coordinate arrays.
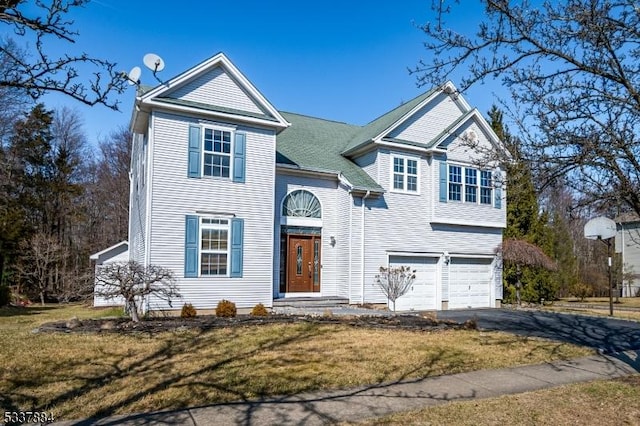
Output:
[[390, 154, 420, 194], [447, 163, 494, 206], [480, 170, 493, 205], [199, 217, 231, 277], [201, 125, 235, 180]]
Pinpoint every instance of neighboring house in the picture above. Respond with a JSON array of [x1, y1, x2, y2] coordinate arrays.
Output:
[[616, 214, 640, 297], [90, 241, 128, 307], [126, 52, 507, 313]]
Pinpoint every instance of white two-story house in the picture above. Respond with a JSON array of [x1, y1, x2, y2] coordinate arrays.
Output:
[[125, 52, 506, 312]]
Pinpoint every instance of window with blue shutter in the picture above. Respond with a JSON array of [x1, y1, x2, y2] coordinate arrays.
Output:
[[439, 160, 447, 203], [188, 125, 246, 181], [230, 218, 244, 277], [187, 125, 201, 178], [184, 215, 199, 277], [233, 132, 246, 183], [494, 187, 502, 209]]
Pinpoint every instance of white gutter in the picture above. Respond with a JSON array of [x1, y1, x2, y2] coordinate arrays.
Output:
[[361, 190, 371, 304]]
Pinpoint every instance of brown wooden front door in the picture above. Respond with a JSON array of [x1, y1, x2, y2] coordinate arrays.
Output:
[[286, 235, 320, 292]]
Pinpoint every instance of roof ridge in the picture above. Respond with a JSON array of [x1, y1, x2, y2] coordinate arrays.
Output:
[[279, 111, 360, 127]]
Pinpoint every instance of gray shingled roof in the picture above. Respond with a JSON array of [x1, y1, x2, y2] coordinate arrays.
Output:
[[341, 88, 439, 154], [276, 112, 383, 191]]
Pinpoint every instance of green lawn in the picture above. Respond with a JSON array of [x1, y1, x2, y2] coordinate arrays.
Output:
[[0, 304, 593, 421]]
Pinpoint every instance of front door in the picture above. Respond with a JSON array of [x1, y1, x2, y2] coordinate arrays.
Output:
[[286, 235, 321, 292]]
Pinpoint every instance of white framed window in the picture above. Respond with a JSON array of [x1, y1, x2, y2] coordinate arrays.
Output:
[[465, 168, 477, 203], [448, 165, 462, 201], [203, 128, 232, 178], [200, 218, 230, 276], [448, 164, 493, 205], [480, 170, 493, 205], [391, 155, 419, 193]]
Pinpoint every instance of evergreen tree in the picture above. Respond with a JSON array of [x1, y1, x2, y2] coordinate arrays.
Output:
[[488, 106, 552, 303]]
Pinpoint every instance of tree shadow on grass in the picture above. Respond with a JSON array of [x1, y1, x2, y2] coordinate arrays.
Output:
[[0, 305, 59, 317], [2, 320, 500, 425], [5, 313, 637, 426]]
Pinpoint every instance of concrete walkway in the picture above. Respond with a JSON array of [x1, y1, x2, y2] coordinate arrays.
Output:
[[54, 350, 640, 426]]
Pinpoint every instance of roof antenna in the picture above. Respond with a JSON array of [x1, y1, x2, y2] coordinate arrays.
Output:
[[143, 53, 166, 84], [122, 66, 141, 86], [121, 53, 167, 88]]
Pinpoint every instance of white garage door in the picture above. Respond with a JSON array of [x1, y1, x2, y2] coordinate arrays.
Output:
[[388, 256, 438, 311], [448, 258, 492, 309]]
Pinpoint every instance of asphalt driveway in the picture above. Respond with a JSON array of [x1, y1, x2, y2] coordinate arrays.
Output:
[[437, 308, 640, 354]]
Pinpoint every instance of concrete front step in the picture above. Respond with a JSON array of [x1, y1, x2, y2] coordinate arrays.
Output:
[[272, 297, 350, 308]]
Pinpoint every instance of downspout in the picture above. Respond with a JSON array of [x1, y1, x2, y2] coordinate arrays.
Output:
[[348, 190, 353, 302], [361, 190, 371, 304]]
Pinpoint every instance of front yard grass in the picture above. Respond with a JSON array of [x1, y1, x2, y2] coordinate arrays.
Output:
[[350, 376, 640, 425], [1, 304, 593, 421]]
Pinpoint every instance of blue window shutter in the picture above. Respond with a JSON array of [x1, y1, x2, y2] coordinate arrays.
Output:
[[233, 132, 246, 183], [230, 218, 244, 277], [439, 161, 447, 203], [188, 125, 201, 178], [495, 187, 502, 209], [185, 215, 199, 277]]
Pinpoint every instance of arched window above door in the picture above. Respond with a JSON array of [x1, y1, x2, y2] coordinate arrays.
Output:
[[282, 190, 321, 218]]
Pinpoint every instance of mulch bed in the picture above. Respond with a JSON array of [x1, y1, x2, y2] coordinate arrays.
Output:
[[35, 314, 477, 335]]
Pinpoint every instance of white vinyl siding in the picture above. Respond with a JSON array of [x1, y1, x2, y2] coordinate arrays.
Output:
[[146, 111, 275, 309], [167, 66, 264, 115], [129, 132, 147, 264], [388, 92, 466, 144]]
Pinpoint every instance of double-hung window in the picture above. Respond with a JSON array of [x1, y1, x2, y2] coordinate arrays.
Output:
[[480, 170, 493, 205], [448, 164, 495, 205], [391, 155, 419, 193], [200, 218, 229, 275], [188, 124, 246, 182], [448, 165, 462, 201], [465, 168, 477, 203], [203, 129, 231, 178]]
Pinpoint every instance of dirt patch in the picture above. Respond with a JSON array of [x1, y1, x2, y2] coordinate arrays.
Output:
[[34, 314, 476, 334]]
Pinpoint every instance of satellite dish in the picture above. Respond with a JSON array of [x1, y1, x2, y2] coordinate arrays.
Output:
[[584, 216, 616, 240], [127, 66, 141, 85], [143, 53, 165, 72]]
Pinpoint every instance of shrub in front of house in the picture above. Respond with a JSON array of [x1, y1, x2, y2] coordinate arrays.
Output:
[[216, 299, 237, 317], [250, 303, 268, 317], [181, 303, 197, 318]]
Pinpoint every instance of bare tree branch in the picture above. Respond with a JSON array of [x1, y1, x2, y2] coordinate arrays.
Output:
[[0, 1, 127, 110], [415, 0, 640, 215], [95, 261, 179, 322]]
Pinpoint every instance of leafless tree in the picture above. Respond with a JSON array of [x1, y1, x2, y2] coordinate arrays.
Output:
[[95, 261, 179, 322], [374, 265, 416, 313], [16, 232, 62, 306], [415, 0, 640, 215], [0, 0, 126, 109], [497, 238, 557, 306]]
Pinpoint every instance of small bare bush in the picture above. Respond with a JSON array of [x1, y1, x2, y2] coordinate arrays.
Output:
[[374, 265, 416, 313]]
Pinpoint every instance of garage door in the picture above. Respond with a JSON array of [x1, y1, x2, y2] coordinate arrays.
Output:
[[388, 256, 438, 311], [448, 258, 492, 309]]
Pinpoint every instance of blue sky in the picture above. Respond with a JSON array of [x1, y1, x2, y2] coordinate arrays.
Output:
[[37, 0, 501, 146]]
